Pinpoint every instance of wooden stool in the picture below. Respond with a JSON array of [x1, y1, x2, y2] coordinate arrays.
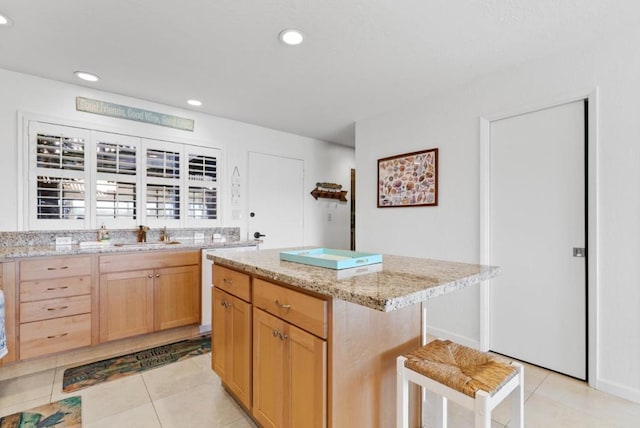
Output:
[[397, 339, 524, 428]]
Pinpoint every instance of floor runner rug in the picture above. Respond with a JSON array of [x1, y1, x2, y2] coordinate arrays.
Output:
[[62, 335, 211, 393], [0, 396, 81, 428]]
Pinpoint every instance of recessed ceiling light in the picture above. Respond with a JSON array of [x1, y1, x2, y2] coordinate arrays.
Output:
[[279, 29, 304, 46], [187, 99, 202, 107], [0, 13, 13, 26], [74, 71, 100, 82]]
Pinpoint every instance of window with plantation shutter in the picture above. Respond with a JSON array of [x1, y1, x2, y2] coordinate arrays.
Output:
[[187, 151, 218, 221], [143, 141, 181, 223], [29, 123, 91, 229], [26, 120, 222, 230], [94, 132, 139, 226]]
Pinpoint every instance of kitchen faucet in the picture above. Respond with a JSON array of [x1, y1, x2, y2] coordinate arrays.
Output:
[[138, 225, 149, 242]]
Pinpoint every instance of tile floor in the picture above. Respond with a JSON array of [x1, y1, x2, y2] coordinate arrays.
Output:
[[2, 351, 640, 427]]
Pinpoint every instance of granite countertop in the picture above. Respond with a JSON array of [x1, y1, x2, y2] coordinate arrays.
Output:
[[210, 248, 500, 312], [0, 240, 259, 260]]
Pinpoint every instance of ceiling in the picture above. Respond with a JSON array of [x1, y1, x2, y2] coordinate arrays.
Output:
[[1, 1, 639, 147]]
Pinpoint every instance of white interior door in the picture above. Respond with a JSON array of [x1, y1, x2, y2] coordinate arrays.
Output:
[[248, 152, 304, 250], [489, 101, 586, 379]]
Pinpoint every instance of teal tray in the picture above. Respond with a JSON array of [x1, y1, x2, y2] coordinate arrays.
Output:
[[279, 248, 382, 270]]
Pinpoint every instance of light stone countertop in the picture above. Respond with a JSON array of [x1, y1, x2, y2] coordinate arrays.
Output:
[[210, 248, 500, 312], [0, 240, 258, 260]]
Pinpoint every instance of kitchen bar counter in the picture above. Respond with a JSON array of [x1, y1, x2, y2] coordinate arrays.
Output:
[[0, 240, 258, 260], [210, 248, 499, 312]]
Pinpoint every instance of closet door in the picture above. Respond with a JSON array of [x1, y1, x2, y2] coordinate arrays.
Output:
[[490, 100, 586, 379]]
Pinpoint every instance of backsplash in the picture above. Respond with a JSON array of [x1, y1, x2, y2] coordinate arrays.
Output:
[[0, 227, 240, 247]]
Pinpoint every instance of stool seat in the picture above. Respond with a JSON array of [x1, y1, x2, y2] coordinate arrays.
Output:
[[404, 339, 517, 398], [397, 340, 524, 428]]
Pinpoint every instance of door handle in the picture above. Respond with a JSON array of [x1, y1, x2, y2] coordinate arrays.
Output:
[[253, 232, 266, 239]]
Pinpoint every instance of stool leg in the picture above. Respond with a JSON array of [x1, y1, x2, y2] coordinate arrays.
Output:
[[474, 391, 491, 428], [434, 394, 448, 428], [511, 364, 524, 428], [397, 357, 409, 428]]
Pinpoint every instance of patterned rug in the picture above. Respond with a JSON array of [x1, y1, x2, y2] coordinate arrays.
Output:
[[62, 335, 211, 392], [0, 396, 81, 427]]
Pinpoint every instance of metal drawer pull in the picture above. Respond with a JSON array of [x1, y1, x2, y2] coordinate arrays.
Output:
[[47, 266, 69, 270], [148, 274, 153, 278], [47, 306, 69, 311], [221, 300, 232, 308], [155, 273, 160, 278], [275, 300, 291, 311], [47, 333, 68, 339], [223, 278, 233, 285], [272, 329, 288, 341], [46, 286, 69, 291]]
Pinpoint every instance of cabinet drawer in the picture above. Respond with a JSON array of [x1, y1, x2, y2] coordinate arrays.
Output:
[[20, 256, 92, 281], [213, 265, 251, 302], [20, 295, 91, 323], [20, 276, 91, 302], [253, 278, 327, 339], [20, 314, 91, 360], [100, 250, 199, 273]]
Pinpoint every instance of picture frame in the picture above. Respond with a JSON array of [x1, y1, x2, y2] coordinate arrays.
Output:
[[377, 148, 438, 207]]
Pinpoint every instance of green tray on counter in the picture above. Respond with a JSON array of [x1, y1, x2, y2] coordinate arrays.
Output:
[[279, 248, 382, 270]]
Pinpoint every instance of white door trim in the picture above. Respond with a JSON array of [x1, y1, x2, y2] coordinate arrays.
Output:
[[479, 88, 599, 389]]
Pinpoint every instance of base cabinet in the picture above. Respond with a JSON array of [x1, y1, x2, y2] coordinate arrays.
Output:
[[212, 287, 252, 409], [154, 265, 200, 331], [99, 270, 154, 342], [253, 308, 326, 428], [18, 255, 94, 360], [99, 250, 200, 343]]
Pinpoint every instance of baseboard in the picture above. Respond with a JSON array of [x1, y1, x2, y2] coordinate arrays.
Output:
[[425, 326, 479, 349], [597, 378, 640, 404]]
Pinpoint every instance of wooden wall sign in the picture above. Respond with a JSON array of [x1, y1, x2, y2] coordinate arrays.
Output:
[[310, 182, 348, 202]]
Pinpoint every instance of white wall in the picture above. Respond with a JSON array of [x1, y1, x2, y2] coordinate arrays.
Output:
[[356, 29, 640, 402], [0, 68, 354, 248]]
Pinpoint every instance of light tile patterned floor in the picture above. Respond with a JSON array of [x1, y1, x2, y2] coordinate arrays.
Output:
[[2, 352, 640, 427]]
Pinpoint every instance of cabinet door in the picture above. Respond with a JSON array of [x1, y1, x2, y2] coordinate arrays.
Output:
[[154, 265, 200, 330], [99, 270, 154, 342], [227, 293, 252, 409], [253, 308, 285, 428], [287, 324, 327, 428], [213, 288, 252, 409], [212, 287, 228, 378]]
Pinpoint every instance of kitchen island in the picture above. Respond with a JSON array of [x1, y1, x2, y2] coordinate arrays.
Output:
[[210, 248, 499, 428]]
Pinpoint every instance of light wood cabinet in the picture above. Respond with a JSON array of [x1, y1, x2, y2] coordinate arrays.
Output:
[[0, 262, 17, 364], [214, 260, 422, 428], [99, 269, 154, 342], [99, 250, 200, 342], [253, 307, 327, 428], [154, 265, 200, 331], [212, 287, 252, 409], [18, 255, 94, 360]]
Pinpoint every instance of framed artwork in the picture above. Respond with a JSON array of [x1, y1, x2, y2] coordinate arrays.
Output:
[[377, 148, 438, 207]]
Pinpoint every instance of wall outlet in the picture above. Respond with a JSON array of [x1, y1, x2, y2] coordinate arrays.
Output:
[[327, 213, 332, 222], [194, 232, 205, 241], [55, 236, 72, 245]]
